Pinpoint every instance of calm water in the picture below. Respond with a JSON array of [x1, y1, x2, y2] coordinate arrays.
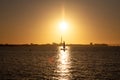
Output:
[[0, 45, 120, 80]]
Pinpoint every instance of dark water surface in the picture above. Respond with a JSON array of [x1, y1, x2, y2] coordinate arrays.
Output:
[[0, 45, 120, 80]]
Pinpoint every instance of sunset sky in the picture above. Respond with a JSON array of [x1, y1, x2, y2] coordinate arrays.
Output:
[[0, 0, 120, 44]]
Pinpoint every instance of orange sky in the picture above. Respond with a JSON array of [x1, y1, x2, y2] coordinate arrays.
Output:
[[0, 0, 120, 45]]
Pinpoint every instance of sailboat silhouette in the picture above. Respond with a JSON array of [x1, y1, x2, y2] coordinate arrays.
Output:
[[61, 41, 66, 51], [60, 36, 67, 51]]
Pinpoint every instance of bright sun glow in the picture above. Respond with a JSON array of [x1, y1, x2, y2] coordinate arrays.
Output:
[[59, 21, 68, 32]]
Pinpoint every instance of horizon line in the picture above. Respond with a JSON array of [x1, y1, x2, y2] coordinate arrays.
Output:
[[0, 43, 120, 46]]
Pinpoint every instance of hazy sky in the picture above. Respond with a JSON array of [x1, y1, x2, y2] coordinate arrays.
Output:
[[0, 0, 120, 44]]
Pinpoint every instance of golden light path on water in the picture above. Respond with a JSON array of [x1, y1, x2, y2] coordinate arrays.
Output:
[[55, 46, 71, 80]]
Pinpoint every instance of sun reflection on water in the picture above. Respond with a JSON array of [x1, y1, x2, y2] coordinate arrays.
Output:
[[55, 46, 71, 80]]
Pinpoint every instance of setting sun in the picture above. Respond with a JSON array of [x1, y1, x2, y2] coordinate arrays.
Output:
[[59, 21, 68, 32]]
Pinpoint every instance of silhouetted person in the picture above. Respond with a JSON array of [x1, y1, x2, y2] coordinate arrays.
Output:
[[63, 41, 65, 51]]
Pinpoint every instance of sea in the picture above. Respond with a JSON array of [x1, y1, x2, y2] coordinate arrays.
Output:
[[0, 45, 120, 80]]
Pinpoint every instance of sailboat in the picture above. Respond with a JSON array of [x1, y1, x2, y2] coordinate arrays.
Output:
[[60, 41, 66, 51], [60, 35, 67, 51], [61, 40, 67, 51]]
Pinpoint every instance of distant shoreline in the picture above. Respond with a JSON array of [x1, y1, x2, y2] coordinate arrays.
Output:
[[0, 44, 119, 47]]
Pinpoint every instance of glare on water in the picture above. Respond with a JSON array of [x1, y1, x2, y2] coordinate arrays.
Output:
[[1, 46, 120, 79], [55, 46, 71, 80]]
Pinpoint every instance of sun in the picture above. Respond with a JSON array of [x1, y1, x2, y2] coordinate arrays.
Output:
[[59, 21, 68, 32]]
